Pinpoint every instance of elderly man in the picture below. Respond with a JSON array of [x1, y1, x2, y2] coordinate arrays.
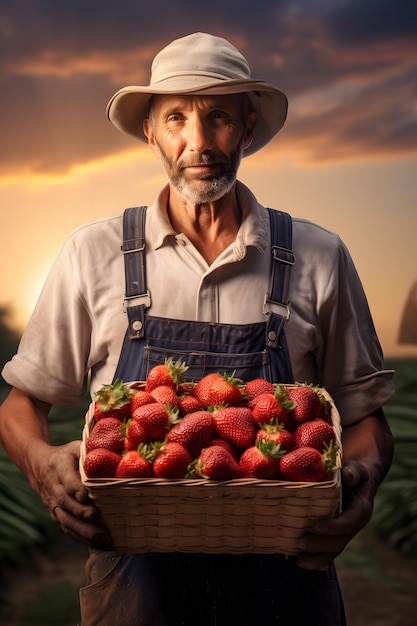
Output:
[[0, 33, 394, 625]]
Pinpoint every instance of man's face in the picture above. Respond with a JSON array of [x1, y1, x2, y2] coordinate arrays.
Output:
[[144, 94, 257, 204]]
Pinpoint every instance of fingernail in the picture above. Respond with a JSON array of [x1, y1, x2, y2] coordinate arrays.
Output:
[[83, 509, 98, 522]]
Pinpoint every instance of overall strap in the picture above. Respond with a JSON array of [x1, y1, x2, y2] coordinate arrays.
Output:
[[120, 205, 295, 349], [264, 209, 295, 349], [121, 206, 150, 339]]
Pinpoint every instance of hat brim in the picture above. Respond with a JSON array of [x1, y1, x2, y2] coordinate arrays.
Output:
[[106, 79, 288, 156]]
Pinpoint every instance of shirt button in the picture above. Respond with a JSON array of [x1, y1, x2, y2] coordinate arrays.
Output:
[[176, 237, 186, 246], [203, 277, 211, 285]]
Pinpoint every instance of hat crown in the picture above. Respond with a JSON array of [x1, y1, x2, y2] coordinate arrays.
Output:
[[150, 32, 251, 86]]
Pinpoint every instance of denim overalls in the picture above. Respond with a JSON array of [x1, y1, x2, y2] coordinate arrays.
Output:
[[79, 207, 346, 625]]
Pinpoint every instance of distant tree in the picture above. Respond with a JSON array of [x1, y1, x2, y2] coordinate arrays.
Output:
[[0, 306, 21, 381]]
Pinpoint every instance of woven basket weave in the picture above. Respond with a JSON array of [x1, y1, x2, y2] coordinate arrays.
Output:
[[80, 384, 342, 555]]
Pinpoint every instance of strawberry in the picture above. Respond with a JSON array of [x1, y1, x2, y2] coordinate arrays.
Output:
[[84, 448, 121, 478], [150, 385, 179, 408], [316, 394, 333, 423], [86, 417, 125, 454], [132, 402, 179, 441], [194, 372, 243, 409], [287, 384, 322, 424], [130, 389, 156, 413], [242, 378, 275, 403], [212, 406, 255, 449], [239, 439, 283, 479], [152, 441, 192, 478], [256, 421, 295, 453], [207, 438, 239, 460], [123, 418, 150, 451], [249, 386, 293, 429], [189, 445, 242, 480], [293, 419, 336, 452], [93, 379, 134, 420], [177, 393, 203, 417], [145, 357, 188, 392], [176, 381, 196, 395], [115, 449, 152, 478], [166, 411, 214, 458], [279, 442, 338, 482]]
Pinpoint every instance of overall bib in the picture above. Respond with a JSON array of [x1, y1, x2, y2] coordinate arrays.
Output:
[[79, 207, 346, 626]]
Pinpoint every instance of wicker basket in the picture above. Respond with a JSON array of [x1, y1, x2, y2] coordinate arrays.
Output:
[[80, 384, 342, 555]]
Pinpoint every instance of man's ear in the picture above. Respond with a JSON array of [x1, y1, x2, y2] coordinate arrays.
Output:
[[143, 118, 161, 159], [243, 111, 257, 151]]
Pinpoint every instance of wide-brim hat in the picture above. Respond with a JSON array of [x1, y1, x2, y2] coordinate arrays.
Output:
[[106, 32, 288, 157]]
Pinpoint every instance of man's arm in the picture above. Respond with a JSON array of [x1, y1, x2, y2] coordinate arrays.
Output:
[[296, 409, 394, 570], [0, 387, 112, 549]]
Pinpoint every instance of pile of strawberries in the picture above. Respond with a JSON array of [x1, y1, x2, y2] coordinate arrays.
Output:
[[84, 358, 339, 483]]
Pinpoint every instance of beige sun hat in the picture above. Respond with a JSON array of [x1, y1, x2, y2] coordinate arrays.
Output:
[[106, 32, 288, 156]]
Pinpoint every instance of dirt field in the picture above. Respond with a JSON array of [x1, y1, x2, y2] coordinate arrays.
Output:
[[2, 527, 417, 626]]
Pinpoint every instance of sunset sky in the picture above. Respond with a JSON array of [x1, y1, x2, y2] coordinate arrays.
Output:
[[1, 0, 416, 358]]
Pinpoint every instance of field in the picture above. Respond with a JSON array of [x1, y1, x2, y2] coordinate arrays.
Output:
[[1, 357, 416, 625]]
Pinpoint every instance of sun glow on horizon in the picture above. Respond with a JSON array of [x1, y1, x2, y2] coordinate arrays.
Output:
[[1, 144, 416, 359]]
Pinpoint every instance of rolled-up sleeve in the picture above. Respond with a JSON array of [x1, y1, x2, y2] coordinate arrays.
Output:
[[287, 219, 394, 426]]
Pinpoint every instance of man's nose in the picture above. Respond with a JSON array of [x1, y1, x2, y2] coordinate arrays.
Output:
[[189, 116, 213, 152]]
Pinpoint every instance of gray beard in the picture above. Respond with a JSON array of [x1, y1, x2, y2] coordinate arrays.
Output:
[[156, 140, 244, 204], [171, 171, 236, 204]]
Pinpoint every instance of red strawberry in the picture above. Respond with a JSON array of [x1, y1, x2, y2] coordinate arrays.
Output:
[[256, 422, 295, 452], [93, 379, 133, 420], [249, 387, 292, 429], [150, 385, 179, 408], [115, 449, 152, 478], [152, 441, 192, 478], [194, 372, 243, 409], [279, 442, 338, 482], [132, 402, 179, 441], [293, 419, 336, 452], [212, 406, 255, 449], [288, 385, 322, 424], [316, 394, 333, 423], [84, 448, 121, 478], [242, 378, 275, 403], [189, 445, 242, 480], [130, 389, 156, 413], [166, 411, 214, 458], [207, 438, 239, 460], [86, 417, 125, 454], [239, 439, 283, 479], [145, 357, 188, 392], [123, 418, 150, 451], [177, 393, 203, 417]]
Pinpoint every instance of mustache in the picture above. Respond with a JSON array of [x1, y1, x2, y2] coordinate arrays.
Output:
[[178, 152, 228, 168]]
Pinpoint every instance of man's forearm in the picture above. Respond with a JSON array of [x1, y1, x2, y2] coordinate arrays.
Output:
[[341, 410, 394, 496], [0, 387, 53, 480]]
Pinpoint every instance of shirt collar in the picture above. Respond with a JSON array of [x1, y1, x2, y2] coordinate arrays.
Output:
[[149, 181, 270, 253]]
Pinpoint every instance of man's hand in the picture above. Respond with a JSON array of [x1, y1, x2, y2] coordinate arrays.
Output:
[[296, 460, 373, 570], [32, 440, 113, 550], [0, 388, 113, 551], [295, 412, 393, 570]]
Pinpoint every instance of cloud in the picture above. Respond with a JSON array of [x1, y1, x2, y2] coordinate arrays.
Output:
[[0, 0, 416, 175], [325, 0, 417, 44]]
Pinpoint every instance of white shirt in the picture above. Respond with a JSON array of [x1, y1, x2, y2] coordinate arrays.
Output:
[[2, 181, 394, 425]]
